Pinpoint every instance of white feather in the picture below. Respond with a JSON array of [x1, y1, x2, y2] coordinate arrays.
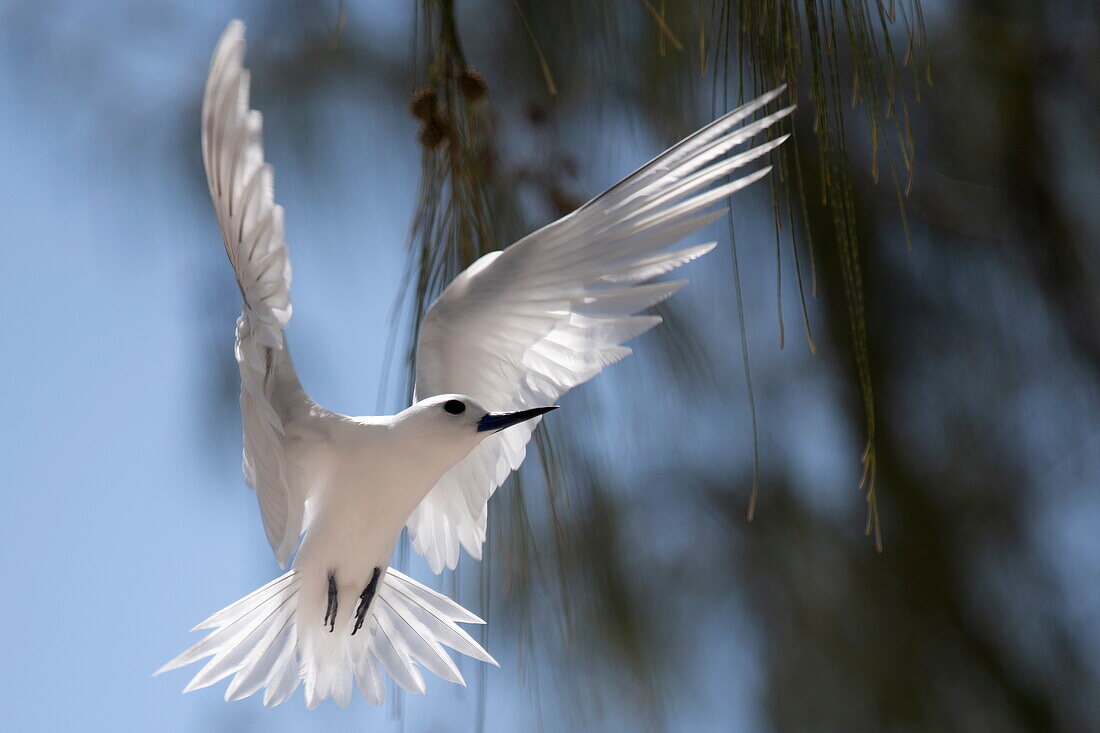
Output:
[[157, 567, 493, 707], [203, 20, 309, 568], [409, 92, 791, 571]]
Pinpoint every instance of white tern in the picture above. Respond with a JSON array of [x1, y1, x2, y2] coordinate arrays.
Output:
[[157, 20, 792, 709]]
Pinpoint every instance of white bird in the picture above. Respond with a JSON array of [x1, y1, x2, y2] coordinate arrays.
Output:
[[158, 20, 792, 709]]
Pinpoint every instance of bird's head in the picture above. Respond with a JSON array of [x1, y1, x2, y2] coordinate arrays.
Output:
[[396, 394, 557, 457]]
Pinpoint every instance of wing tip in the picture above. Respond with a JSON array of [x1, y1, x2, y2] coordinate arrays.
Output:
[[212, 20, 246, 72], [222, 19, 245, 43]]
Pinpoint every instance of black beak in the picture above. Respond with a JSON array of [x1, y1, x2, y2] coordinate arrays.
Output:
[[477, 406, 558, 433]]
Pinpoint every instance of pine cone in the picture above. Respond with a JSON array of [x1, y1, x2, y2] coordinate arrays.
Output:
[[409, 86, 437, 120], [417, 117, 447, 149], [457, 67, 488, 101]]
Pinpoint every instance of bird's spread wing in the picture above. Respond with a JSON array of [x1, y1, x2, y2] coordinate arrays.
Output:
[[409, 88, 794, 572], [204, 21, 306, 566]]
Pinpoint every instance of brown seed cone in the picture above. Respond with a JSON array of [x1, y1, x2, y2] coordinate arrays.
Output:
[[457, 67, 488, 101], [409, 86, 437, 120], [417, 117, 447, 149]]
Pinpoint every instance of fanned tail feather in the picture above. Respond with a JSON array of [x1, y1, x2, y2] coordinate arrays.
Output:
[[155, 568, 496, 707]]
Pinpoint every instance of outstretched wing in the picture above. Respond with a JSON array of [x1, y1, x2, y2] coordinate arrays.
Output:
[[204, 21, 308, 566], [409, 88, 794, 572]]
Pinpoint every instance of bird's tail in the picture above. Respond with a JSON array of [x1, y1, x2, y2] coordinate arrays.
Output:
[[155, 567, 496, 708]]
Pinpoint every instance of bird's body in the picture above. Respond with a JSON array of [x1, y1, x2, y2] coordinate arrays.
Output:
[[163, 324, 521, 707], [276, 399, 493, 707], [290, 395, 501, 658], [159, 19, 791, 708]]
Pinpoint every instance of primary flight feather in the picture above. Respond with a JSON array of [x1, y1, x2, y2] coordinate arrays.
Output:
[[159, 19, 792, 708]]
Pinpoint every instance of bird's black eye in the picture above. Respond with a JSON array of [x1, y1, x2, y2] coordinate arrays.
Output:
[[443, 399, 466, 415]]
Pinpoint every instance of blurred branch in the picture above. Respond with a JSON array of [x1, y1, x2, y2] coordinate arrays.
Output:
[[719, 0, 929, 548], [394, 0, 931, 720], [401, 0, 670, 721]]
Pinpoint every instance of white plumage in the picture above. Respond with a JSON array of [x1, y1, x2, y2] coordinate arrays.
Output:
[[156, 567, 494, 708], [409, 90, 793, 572], [159, 19, 791, 708]]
